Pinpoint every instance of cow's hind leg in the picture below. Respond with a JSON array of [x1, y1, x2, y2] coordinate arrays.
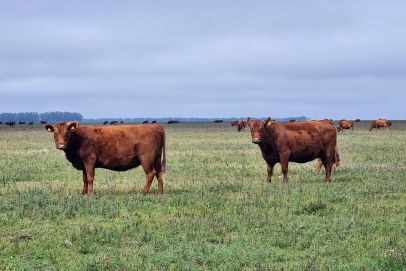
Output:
[[322, 157, 333, 183], [313, 159, 323, 175], [154, 156, 164, 194], [141, 158, 156, 195]]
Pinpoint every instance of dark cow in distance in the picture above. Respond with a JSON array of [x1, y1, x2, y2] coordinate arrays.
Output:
[[40, 121, 47, 125], [103, 121, 109, 125], [110, 121, 119, 125], [28, 122, 34, 125], [45, 122, 166, 195], [214, 119, 224, 123], [5, 121, 16, 127], [120, 121, 124, 124], [231, 120, 246, 132], [247, 118, 338, 183], [167, 120, 179, 124], [143, 120, 149, 124], [337, 119, 354, 132], [369, 119, 392, 131], [152, 120, 157, 124], [19, 121, 26, 125]]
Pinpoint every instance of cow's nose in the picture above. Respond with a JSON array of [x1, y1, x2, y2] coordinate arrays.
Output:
[[57, 144, 65, 149], [252, 138, 261, 144]]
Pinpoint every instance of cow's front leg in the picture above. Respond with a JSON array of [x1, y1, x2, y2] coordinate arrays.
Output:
[[82, 170, 88, 195], [266, 163, 274, 183], [279, 154, 290, 183], [84, 159, 96, 195]]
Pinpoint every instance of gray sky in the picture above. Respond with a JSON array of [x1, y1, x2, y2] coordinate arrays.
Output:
[[1, 0, 405, 119]]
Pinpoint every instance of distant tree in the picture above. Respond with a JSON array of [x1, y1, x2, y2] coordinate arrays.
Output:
[[0, 112, 82, 123], [39, 112, 83, 122]]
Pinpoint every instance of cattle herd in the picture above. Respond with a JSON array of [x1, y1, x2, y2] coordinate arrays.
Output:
[[36, 118, 394, 195]]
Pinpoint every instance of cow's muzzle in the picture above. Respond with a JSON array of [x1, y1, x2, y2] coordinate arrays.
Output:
[[56, 144, 66, 150], [252, 138, 261, 144]]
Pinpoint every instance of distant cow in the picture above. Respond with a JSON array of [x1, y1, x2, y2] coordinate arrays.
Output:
[[289, 120, 296, 123], [337, 119, 354, 132], [369, 119, 392, 131], [231, 120, 246, 132], [5, 121, 16, 127], [103, 121, 109, 125], [0, 122, 2, 124], [110, 121, 119, 125], [45, 122, 166, 195], [167, 120, 179, 124], [214, 120, 224, 123], [143, 120, 149, 124], [120, 121, 124, 124], [40, 121, 47, 125], [28, 122, 34, 125], [355, 119, 361, 122], [152, 120, 157, 124], [247, 118, 338, 183], [19, 121, 26, 125]]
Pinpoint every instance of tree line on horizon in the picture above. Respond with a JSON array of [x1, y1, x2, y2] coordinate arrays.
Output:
[[0, 112, 83, 122]]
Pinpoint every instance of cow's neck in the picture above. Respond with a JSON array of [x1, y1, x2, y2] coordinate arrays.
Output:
[[259, 128, 276, 152], [63, 133, 82, 165]]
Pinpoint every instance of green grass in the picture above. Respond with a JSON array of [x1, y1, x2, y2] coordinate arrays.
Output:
[[1, 122, 406, 270]]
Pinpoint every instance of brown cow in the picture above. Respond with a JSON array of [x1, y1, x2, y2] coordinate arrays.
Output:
[[45, 122, 166, 195], [369, 119, 392, 131], [231, 120, 246, 132], [337, 119, 354, 132], [247, 118, 338, 183]]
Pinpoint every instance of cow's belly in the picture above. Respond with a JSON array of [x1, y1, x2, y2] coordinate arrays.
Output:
[[289, 152, 319, 163], [96, 154, 141, 171]]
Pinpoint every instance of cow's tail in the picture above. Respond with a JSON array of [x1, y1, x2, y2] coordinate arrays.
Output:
[[161, 128, 167, 176]]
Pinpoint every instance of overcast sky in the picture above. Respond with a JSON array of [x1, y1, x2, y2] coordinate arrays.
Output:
[[1, 1, 405, 119]]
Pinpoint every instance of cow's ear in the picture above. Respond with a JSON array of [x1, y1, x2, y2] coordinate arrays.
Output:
[[45, 124, 54, 132], [246, 117, 251, 126], [67, 121, 80, 131], [265, 117, 272, 127]]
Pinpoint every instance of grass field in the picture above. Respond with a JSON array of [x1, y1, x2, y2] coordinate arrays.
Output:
[[1, 121, 406, 270]]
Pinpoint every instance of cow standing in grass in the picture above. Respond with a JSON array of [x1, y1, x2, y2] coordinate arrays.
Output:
[[247, 118, 338, 183], [337, 119, 354, 132], [231, 120, 246, 132], [369, 119, 392, 131], [45, 122, 166, 195]]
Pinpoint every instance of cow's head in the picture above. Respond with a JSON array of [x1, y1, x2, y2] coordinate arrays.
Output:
[[45, 122, 80, 150], [247, 117, 272, 144]]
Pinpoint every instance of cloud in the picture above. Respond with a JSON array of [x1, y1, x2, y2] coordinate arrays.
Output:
[[1, 0, 405, 119]]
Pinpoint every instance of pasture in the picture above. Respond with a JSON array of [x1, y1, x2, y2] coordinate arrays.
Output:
[[0, 121, 406, 270]]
